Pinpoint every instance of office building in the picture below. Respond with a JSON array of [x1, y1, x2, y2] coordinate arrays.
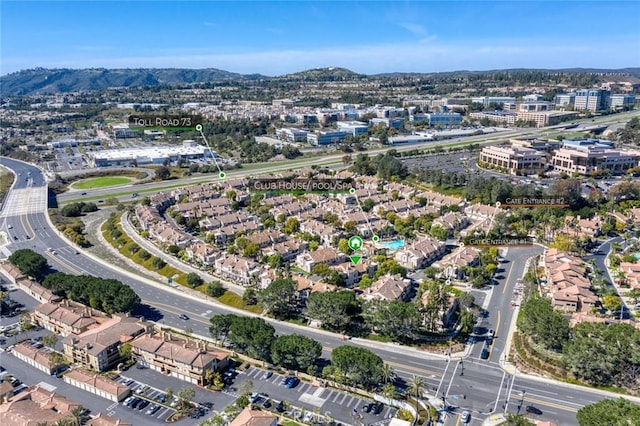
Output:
[[89, 141, 212, 167], [469, 111, 518, 125], [471, 96, 517, 106], [307, 130, 349, 145], [550, 139, 640, 175], [369, 117, 404, 129], [574, 89, 611, 112], [516, 111, 578, 128], [523, 94, 544, 102], [275, 128, 309, 142], [336, 121, 369, 137], [479, 145, 546, 174], [610, 94, 636, 108], [426, 113, 462, 127], [518, 102, 554, 112], [555, 93, 576, 107]]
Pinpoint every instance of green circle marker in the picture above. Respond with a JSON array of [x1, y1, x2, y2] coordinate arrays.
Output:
[[372, 235, 379, 243], [349, 188, 356, 194], [219, 172, 226, 179], [348, 236, 364, 251], [195, 124, 203, 131]]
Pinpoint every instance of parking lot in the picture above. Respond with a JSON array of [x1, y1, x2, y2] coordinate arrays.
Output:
[[235, 365, 398, 425]]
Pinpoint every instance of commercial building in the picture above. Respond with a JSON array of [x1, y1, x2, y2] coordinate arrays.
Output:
[[336, 120, 369, 137], [89, 141, 212, 167], [550, 139, 640, 175], [479, 145, 546, 174], [275, 128, 309, 142], [12, 342, 65, 375], [510, 137, 561, 152], [555, 93, 576, 107], [112, 124, 142, 139], [387, 134, 434, 145], [307, 130, 349, 145], [62, 316, 151, 372], [610, 93, 636, 108], [471, 96, 516, 106], [425, 113, 462, 127], [131, 330, 230, 386], [518, 102, 554, 112], [523, 94, 544, 102], [574, 89, 611, 112]]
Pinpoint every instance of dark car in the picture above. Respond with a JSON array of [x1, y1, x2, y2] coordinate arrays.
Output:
[[275, 401, 284, 412], [179, 314, 189, 320], [285, 377, 299, 388], [526, 406, 543, 415], [155, 394, 166, 403], [262, 399, 271, 408], [129, 398, 142, 409], [137, 400, 150, 410], [362, 403, 372, 413], [481, 347, 490, 359], [372, 401, 384, 415]]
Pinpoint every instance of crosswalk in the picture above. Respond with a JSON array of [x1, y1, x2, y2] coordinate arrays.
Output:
[[0, 187, 47, 218]]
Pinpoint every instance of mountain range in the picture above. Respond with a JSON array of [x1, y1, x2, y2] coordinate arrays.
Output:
[[1, 66, 639, 96]]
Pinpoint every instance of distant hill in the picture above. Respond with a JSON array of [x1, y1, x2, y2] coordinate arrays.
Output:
[[0, 68, 262, 96], [283, 67, 367, 81], [2, 66, 639, 95]]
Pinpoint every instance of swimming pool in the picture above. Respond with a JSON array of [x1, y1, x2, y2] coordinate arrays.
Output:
[[635, 253, 640, 260], [379, 240, 405, 250]]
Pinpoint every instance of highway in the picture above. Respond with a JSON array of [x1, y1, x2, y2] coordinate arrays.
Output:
[[2, 156, 639, 426]]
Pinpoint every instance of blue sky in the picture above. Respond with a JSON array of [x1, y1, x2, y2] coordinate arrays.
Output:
[[2, 1, 639, 76]]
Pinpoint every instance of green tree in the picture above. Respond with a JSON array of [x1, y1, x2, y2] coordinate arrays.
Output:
[[205, 281, 226, 297], [331, 345, 383, 389], [242, 288, 258, 305], [118, 342, 133, 361], [271, 334, 322, 371], [305, 290, 359, 331], [259, 278, 298, 319], [186, 272, 204, 288], [337, 238, 351, 254], [8, 248, 49, 281], [503, 414, 535, 425], [408, 375, 425, 421], [152, 256, 166, 270], [177, 386, 196, 407], [68, 406, 90, 426], [363, 299, 421, 342], [518, 296, 569, 351], [209, 314, 234, 344], [381, 363, 396, 384], [228, 316, 276, 361], [577, 398, 640, 426], [282, 217, 300, 234], [155, 166, 171, 180], [42, 333, 59, 349]]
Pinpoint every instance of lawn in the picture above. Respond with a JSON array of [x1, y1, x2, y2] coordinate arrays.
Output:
[[74, 176, 133, 189]]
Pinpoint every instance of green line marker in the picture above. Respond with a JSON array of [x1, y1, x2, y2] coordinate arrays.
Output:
[[350, 255, 362, 265]]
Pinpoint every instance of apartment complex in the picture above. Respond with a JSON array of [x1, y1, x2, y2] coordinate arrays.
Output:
[[479, 145, 546, 174], [131, 331, 230, 386], [62, 316, 150, 372], [550, 139, 640, 175]]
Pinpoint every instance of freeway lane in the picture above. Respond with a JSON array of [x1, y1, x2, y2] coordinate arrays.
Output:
[[2, 157, 639, 426]]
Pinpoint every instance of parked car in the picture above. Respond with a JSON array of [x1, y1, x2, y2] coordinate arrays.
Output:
[[275, 401, 284, 412], [285, 377, 299, 388], [372, 401, 384, 415], [362, 403, 372, 413], [461, 410, 471, 423], [146, 403, 160, 415], [137, 400, 150, 410], [262, 371, 273, 379]]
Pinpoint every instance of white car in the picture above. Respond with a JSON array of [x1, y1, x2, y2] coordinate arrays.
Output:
[[461, 410, 471, 423]]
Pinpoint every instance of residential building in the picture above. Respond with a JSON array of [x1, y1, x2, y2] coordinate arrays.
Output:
[[229, 406, 278, 426], [362, 274, 412, 301], [32, 300, 103, 336], [214, 254, 263, 285], [550, 139, 640, 175], [478, 145, 546, 174], [432, 246, 481, 280], [540, 249, 598, 312], [610, 93, 636, 108], [130, 331, 230, 386], [296, 247, 346, 273], [307, 130, 349, 145], [62, 315, 150, 372], [574, 89, 611, 112], [63, 368, 131, 402], [0, 386, 84, 426], [394, 237, 445, 270], [336, 121, 369, 137]]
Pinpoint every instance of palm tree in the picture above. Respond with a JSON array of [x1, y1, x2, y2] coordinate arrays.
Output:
[[69, 406, 90, 425], [408, 375, 425, 423], [381, 363, 396, 384]]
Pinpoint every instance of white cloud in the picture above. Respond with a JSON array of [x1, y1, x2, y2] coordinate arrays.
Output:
[[400, 22, 427, 37]]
